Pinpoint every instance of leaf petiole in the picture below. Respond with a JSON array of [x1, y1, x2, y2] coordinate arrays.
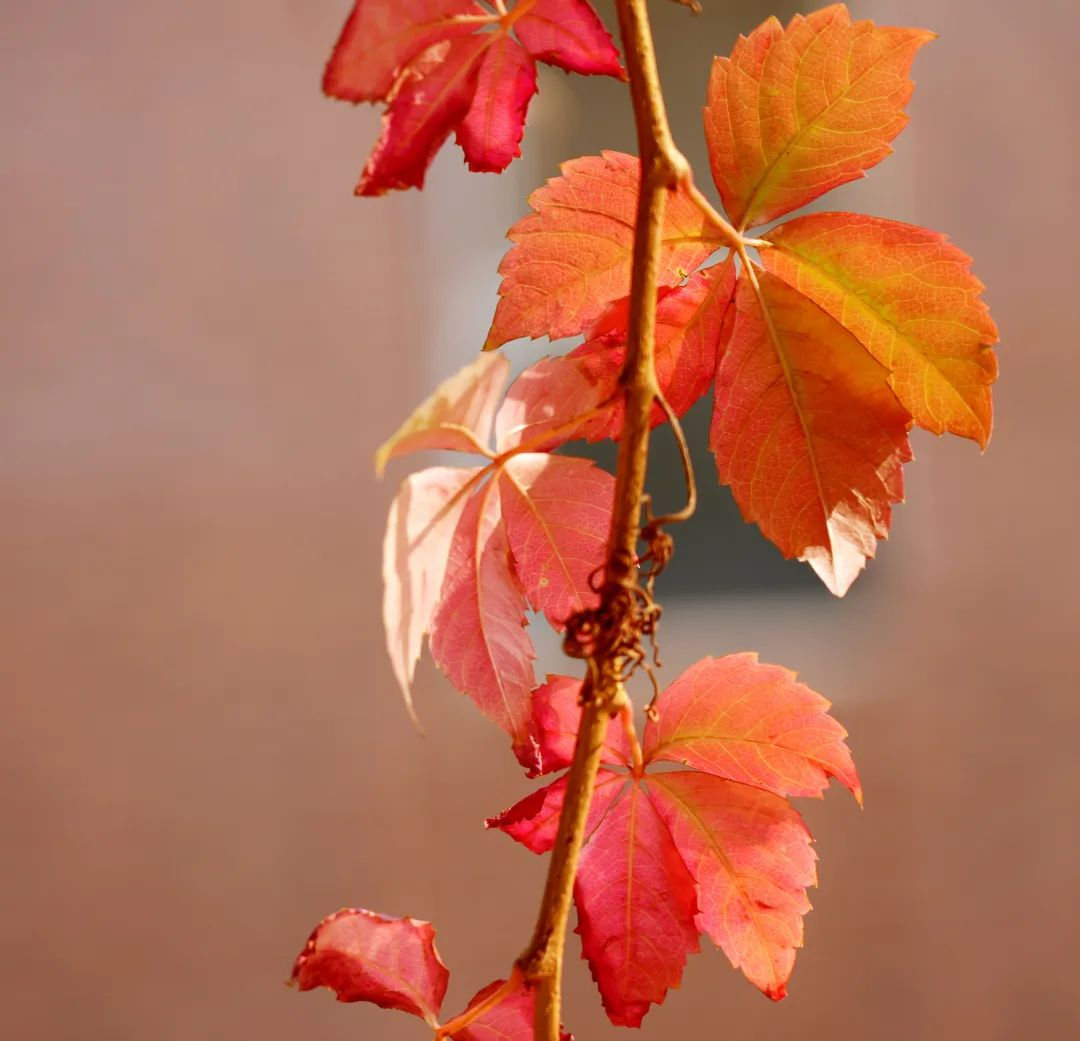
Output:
[[435, 967, 523, 1039]]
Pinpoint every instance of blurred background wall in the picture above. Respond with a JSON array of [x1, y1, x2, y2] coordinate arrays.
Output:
[[3, 1, 1078, 1039]]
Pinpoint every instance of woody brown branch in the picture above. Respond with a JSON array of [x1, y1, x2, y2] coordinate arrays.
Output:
[[515, 2, 691, 1039]]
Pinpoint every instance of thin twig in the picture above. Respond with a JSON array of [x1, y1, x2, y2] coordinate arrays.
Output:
[[646, 391, 697, 527], [686, 180, 769, 250]]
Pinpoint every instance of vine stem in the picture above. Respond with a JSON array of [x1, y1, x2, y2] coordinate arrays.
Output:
[[515, 2, 687, 1038]]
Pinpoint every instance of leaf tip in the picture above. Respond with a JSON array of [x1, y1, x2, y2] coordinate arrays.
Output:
[[401, 684, 426, 735], [764, 981, 789, 1001], [807, 549, 863, 598]]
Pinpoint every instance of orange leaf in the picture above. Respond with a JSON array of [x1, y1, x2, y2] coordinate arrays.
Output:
[[484, 152, 725, 348], [705, 4, 933, 230], [647, 772, 816, 1001], [762, 212, 999, 447], [643, 654, 861, 802], [711, 267, 912, 596]]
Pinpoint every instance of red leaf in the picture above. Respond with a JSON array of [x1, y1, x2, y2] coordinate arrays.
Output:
[[762, 212, 999, 447], [705, 4, 933, 229], [429, 479, 536, 759], [498, 455, 614, 628], [573, 258, 738, 441], [643, 654, 861, 801], [457, 35, 538, 173], [451, 977, 573, 1041], [711, 268, 912, 596], [291, 908, 449, 1025], [525, 674, 632, 776], [485, 152, 726, 348], [358, 36, 489, 197], [495, 260, 737, 449], [376, 352, 507, 476], [574, 780, 701, 1026], [383, 465, 483, 716], [323, 0, 483, 103], [491, 657, 859, 1005], [293, 912, 574, 1037], [489, 773, 699, 1025], [325, 1, 624, 192], [647, 772, 817, 1001], [514, 0, 625, 78], [486, 768, 625, 855]]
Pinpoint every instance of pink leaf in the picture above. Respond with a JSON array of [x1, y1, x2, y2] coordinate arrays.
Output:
[[290, 908, 449, 1026], [457, 35, 538, 173], [494, 259, 736, 449], [494, 354, 605, 452], [358, 36, 488, 197], [514, 0, 625, 78], [323, 0, 484, 103], [485, 769, 625, 854], [498, 454, 614, 629], [643, 654, 861, 801], [383, 466, 482, 718], [647, 772, 817, 1000], [524, 675, 632, 777], [376, 353, 507, 475], [451, 977, 573, 1041], [574, 780, 700, 1026], [429, 479, 536, 761]]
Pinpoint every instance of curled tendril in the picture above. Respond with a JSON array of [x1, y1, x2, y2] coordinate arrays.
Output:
[[563, 505, 679, 714]]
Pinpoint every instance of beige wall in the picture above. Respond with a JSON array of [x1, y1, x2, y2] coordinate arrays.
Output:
[[3, 2, 1077, 1039]]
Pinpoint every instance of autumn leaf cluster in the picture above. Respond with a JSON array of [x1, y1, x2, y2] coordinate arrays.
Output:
[[292, 4, 999, 1039], [485, 4, 998, 594]]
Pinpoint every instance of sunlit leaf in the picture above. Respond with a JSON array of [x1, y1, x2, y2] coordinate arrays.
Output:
[[705, 4, 933, 229]]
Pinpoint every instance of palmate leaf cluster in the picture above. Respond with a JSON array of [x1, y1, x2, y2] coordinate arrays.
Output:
[[292, 3, 998, 1037]]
